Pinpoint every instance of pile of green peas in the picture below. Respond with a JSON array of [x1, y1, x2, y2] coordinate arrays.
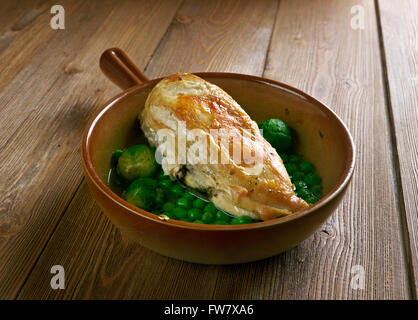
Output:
[[109, 147, 259, 225], [280, 153, 322, 206], [147, 170, 257, 225], [258, 117, 322, 206]]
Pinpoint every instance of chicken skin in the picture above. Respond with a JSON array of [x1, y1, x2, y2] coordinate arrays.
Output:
[[139, 73, 308, 221]]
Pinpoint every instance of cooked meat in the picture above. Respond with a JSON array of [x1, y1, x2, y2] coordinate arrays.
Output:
[[139, 73, 308, 221]]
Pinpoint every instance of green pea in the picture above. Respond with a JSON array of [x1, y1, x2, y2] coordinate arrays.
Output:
[[230, 217, 241, 225], [183, 193, 196, 201], [304, 172, 321, 186], [204, 203, 218, 215], [213, 220, 229, 225], [294, 180, 308, 190], [172, 207, 188, 219], [188, 208, 203, 220], [168, 184, 184, 198], [230, 216, 253, 225], [305, 195, 319, 206], [192, 198, 206, 209], [201, 211, 215, 224], [285, 163, 298, 175], [193, 220, 204, 224], [162, 202, 175, 213], [299, 161, 315, 173], [296, 188, 312, 199], [311, 184, 322, 198], [216, 210, 230, 221], [111, 149, 124, 166], [164, 211, 177, 220], [177, 197, 192, 208], [158, 179, 172, 189], [289, 154, 301, 164], [236, 216, 253, 224], [279, 153, 289, 163], [291, 171, 305, 181]]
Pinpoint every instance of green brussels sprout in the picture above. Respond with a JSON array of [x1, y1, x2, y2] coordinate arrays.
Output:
[[117, 144, 158, 180], [155, 188, 166, 206], [258, 118, 292, 152], [123, 177, 157, 210]]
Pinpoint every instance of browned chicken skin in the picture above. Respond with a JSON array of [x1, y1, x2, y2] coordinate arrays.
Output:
[[140, 73, 308, 221]]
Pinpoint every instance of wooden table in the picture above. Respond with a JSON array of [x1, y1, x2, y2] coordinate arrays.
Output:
[[0, 0, 416, 300]]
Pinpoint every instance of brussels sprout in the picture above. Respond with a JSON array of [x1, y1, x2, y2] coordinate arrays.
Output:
[[155, 188, 166, 206], [258, 118, 292, 152], [123, 177, 157, 210], [117, 144, 158, 180]]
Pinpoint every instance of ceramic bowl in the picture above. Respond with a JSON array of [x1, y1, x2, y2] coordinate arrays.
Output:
[[82, 48, 355, 264]]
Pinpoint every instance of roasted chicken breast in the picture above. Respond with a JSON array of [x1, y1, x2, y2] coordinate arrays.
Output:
[[140, 73, 308, 221]]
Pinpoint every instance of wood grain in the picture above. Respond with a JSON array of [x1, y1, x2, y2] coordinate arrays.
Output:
[[0, 0, 83, 91], [0, 0, 182, 298], [145, 0, 276, 76], [0, 0, 39, 35], [377, 0, 418, 297], [17, 0, 279, 299], [259, 0, 410, 299]]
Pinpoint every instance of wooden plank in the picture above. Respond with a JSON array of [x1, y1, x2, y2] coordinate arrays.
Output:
[[0, 0, 37, 34], [253, 0, 410, 299], [17, 0, 278, 299], [145, 0, 276, 76], [0, 0, 182, 299], [377, 0, 418, 297], [0, 0, 83, 91]]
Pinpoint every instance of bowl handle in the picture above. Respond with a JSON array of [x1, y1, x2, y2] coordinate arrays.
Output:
[[100, 48, 150, 90]]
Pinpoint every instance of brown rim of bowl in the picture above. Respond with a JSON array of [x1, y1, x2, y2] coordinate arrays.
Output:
[[82, 72, 356, 231]]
